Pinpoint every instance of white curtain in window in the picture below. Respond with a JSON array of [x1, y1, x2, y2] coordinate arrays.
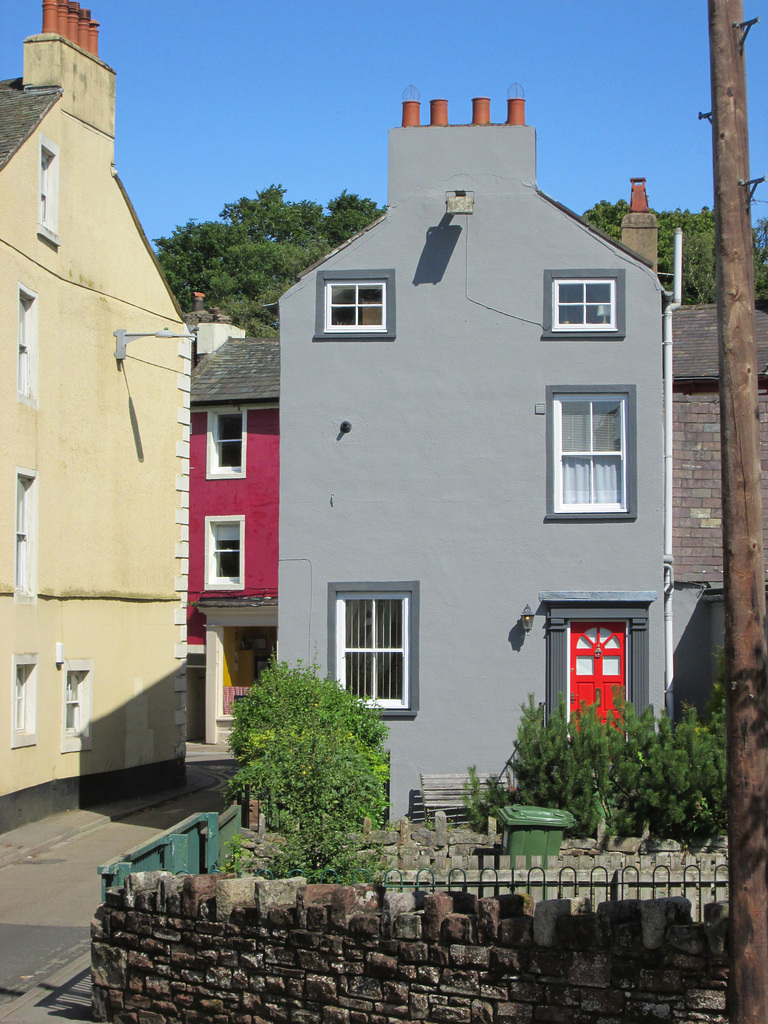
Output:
[[593, 457, 621, 504], [562, 458, 590, 504]]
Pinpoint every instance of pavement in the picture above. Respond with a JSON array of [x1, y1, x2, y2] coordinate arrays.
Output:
[[0, 742, 238, 1023]]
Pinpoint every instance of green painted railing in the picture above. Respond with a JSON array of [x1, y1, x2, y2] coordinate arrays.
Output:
[[98, 803, 241, 899]]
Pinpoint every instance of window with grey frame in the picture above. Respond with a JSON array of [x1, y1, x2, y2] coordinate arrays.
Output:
[[315, 269, 396, 340], [328, 581, 419, 716], [541, 269, 626, 340], [546, 385, 637, 520]]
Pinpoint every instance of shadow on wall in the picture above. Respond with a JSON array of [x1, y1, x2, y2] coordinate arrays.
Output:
[[0, 667, 186, 834], [412, 215, 462, 285], [673, 585, 722, 718]]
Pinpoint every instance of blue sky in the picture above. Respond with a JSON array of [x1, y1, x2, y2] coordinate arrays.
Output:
[[2, 0, 767, 245]]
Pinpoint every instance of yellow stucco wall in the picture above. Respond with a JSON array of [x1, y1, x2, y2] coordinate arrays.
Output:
[[1, 597, 182, 796], [1, 35, 189, 810]]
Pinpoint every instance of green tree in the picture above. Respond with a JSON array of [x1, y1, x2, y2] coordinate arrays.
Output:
[[154, 186, 385, 337], [582, 198, 718, 303], [227, 659, 390, 880], [754, 215, 768, 301]]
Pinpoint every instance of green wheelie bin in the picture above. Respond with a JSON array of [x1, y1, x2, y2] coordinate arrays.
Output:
[[496, 805, 576, 866]]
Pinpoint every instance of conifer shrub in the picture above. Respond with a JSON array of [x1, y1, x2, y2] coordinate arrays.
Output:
[[227, 660, 389, 880], [465, 694, 727, 841]]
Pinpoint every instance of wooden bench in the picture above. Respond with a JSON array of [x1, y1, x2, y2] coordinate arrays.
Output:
[[419, 772, 495, 823]]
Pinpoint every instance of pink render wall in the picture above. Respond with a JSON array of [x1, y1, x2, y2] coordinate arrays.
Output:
[[187, 407, 279, 646]]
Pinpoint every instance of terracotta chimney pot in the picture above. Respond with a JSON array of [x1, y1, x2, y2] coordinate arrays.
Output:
[[192, 292, 206, 313], [402, 99, 420, 127], [506, 97, 526, 126], [88, 19, 99, 56], [56, 0, 69, 35], [66, 2, 80, 41], [629, 178, 650, 213], [472, 97, 491, 125], [42, 0, 59, 33], [430, 99, 448, 126], [77, 8, 91, 47]]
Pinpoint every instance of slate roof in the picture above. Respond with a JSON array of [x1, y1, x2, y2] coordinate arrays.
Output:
[[672, 302, 768, 380], [191, 338, 279, 405], [0, 78, 60, 171]]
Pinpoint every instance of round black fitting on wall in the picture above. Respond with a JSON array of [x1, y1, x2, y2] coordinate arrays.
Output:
[[340, 421, 352, 433]]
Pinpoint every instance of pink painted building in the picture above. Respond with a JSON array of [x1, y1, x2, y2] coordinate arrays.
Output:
[[185, 320, 279, 742]]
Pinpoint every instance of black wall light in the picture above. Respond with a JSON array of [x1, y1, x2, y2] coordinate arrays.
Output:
[[522, 604, 534, 633]]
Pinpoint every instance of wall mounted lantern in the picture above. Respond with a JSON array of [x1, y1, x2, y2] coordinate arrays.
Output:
[[113, 325, 196, 366], [522, 604, 534, 634]]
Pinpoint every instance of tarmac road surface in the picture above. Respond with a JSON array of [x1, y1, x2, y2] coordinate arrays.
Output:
[[0, 743, 237, 1023]]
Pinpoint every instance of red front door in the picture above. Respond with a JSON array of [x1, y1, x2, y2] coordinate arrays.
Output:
[[570, 622, 626, 723]]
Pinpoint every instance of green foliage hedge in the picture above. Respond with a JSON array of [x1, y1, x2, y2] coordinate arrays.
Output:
[[467, 696, 727, 841], [227, 660, 389, 881]]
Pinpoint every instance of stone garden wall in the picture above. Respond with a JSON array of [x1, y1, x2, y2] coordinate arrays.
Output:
[[92, 874, 730, 1024], [242, 814, 729, 918]]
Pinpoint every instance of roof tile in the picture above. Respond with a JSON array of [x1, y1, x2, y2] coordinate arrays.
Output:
[[191, 338, 279, 404]]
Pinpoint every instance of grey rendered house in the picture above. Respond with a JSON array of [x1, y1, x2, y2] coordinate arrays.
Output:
[[278, 96, 664, 816]]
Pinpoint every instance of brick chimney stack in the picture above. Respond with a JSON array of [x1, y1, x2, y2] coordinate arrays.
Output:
[[621, 178, 658, 272]]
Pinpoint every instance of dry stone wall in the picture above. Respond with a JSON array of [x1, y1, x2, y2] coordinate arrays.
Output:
[[92, 874, 730, 1024]]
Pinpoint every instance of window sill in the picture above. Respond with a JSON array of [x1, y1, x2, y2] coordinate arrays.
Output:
[[62, 736, 92, 753], [204, 581, 245, 591], [545, 512, 636, 522], [378, 708, 418, 720], [313, 333, 396, 343], [37, 225, 60, 247], [206, 470, 246, 481], [541, 330, 625, 342], [12, 733, 37, 749]]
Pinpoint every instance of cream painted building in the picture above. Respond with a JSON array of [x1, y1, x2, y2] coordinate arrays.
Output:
[[0, 4, 190, 830]]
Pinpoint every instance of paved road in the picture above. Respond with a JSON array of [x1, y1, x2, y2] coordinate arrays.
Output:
[[0, 745, 237, 1023]]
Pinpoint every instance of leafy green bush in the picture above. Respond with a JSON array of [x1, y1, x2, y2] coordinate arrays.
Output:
[[227, 660, 389, 880], [504, 694, 726, 841]]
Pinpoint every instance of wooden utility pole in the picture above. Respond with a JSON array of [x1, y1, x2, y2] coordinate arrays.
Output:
[[708, 1, 768, 1019]]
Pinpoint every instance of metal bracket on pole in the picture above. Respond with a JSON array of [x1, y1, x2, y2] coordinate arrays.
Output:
[[739, 175, 766, 206], [698, 110, 713, 123], [732, 16, 760, 53]]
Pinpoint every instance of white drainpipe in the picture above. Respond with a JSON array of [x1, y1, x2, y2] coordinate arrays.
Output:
[[663, 228, 683, 718]]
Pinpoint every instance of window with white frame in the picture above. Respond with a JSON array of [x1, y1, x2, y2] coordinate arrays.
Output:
[[207, 411, 246, 478], [205, 516, 245, 589], [18, 286, 37, 403], [553, 393, 628, 512], [12, 654, 38, 748], [326, 281, 386, 332], [61, 660, 93, 752], [38, 135, 59, 242], [15, 471, 36, 599], [553, 279, 615, 331], [336, 592, 411, 709]]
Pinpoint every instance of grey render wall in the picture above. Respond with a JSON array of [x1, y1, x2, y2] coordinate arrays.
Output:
[[673, 584, 724, 716], [278, 123, 664, 816]]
